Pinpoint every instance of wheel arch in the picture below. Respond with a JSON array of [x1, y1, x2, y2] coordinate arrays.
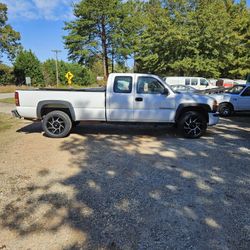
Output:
[[175, 103, 211, 123], [219, 102, 234, 111], [37, 100, 76, 121]]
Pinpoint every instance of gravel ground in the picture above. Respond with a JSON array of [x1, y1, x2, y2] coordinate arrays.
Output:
[[0, 114, 249, 250]]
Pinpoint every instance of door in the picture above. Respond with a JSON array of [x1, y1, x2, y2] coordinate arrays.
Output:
[[237, 87, 250, 110], [107, 75, 134, 121], [133, 76, 175, 122]]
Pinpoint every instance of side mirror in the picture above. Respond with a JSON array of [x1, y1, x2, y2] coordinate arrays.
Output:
[[162, 88, 169, 95]]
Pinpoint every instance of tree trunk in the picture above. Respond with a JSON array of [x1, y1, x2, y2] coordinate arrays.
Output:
[[101, 16, 109, 80]]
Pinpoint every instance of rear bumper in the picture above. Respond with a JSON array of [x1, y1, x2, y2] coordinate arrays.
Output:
[[11, 109, 21, 119], [208, 112, 219, 126]]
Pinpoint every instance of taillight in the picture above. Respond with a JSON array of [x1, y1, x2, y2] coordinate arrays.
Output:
[[15, 92, 20, 106]]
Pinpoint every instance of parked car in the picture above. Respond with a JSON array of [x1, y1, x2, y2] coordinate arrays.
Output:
[[200, 87, 226, 95], [163, 76, 213, 90], [12, 73, 219, 139], [216, 78, 235, 88], [210, 84, 250, 116], [170, 85, 198, 93]]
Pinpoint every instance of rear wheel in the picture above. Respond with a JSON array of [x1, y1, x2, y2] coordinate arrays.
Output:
[[219, 103, 233, 117], [178, 111, 207, 138], [42, 110, 72, 138]]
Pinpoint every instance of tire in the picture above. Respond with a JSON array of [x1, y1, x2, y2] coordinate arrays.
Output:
[[178, 111, 207, 138], [219, 103, 233, 117], [42, 110, 72, 138]]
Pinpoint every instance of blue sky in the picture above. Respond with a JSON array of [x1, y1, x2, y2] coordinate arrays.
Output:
[[2, 0, 79, 64], [2, 0, 250, 66]]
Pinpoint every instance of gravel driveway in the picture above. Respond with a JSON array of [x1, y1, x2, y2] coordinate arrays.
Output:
[[0, 114, 249, 250]]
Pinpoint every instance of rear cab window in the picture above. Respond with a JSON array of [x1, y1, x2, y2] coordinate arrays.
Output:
[[113, 76, 132, 93]]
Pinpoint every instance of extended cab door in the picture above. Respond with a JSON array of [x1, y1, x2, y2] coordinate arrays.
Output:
[[237, 86, 250, 110], [133, 76, 175, 122], [106, 74, 134, 121]]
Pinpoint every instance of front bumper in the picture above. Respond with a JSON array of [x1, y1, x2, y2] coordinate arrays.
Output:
[[208, 112, 219, 126], [11, 109, 21, 119]]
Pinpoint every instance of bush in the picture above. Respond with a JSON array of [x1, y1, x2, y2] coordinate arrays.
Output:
[[14, 50, 44, 86]]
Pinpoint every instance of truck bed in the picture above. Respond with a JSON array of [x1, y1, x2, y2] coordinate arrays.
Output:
[[16, 88, 106, 121]]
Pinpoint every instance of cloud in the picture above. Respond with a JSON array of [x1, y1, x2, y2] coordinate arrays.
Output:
[[1, 0, 79, 21]]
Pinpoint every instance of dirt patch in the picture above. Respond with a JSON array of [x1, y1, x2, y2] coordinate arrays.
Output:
[[0, 115, 250, 249]]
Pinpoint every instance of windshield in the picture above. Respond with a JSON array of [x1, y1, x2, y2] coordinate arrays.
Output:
[[225, 85, 245, 94], [159, 76, 177, 93]]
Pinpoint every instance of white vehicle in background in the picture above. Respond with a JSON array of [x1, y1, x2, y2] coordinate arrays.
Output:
[[163, 76, 213, 90], [208, 78, 217, 86], [12, 73, 219, 139], [210, 84, 250, 116]]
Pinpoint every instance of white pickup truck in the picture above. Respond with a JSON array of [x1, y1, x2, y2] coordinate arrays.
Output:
[[210, 84, 250, 116], [12, 73, 219, 138]]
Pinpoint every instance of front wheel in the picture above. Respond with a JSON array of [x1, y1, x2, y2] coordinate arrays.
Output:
[[178, 111, 207, 138], [219, 103, 233, 117], [42, 110, 72, 138]]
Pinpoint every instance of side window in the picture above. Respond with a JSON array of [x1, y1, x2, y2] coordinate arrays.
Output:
[[137, 76, 165, 94], [200, 78, 208, 86], [191, 78, 198, 85], [113, 76, 132, 93], [185, 79, 190, 85], [241, 87, 250, 96]]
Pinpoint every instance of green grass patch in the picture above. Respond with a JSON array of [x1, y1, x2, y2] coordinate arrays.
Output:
[[0, 85, 29, 93], [0, 98, 15, 104], [0, 113, 15, 132]]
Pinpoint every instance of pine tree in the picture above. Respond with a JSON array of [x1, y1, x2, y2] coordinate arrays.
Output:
[[14, 50, 44, 86]]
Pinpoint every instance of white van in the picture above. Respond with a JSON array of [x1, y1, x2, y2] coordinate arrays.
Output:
[[163, 76, 212, 90]]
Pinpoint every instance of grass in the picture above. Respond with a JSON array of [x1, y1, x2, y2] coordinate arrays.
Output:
[[0, 85, 29, 93], [0, 113, 16, 133], [0, 98, 15, 104]]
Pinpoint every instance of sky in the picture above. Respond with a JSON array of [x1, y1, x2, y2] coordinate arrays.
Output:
[[1, 0, 79, 65], [1, 0, 250, 66]]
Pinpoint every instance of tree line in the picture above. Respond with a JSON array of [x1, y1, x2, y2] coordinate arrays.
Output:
[[64, 0, 250, 79], [1, 1, 250, 86]]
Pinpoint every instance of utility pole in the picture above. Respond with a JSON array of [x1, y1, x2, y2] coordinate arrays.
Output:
[[52, 50, 61, 87]]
